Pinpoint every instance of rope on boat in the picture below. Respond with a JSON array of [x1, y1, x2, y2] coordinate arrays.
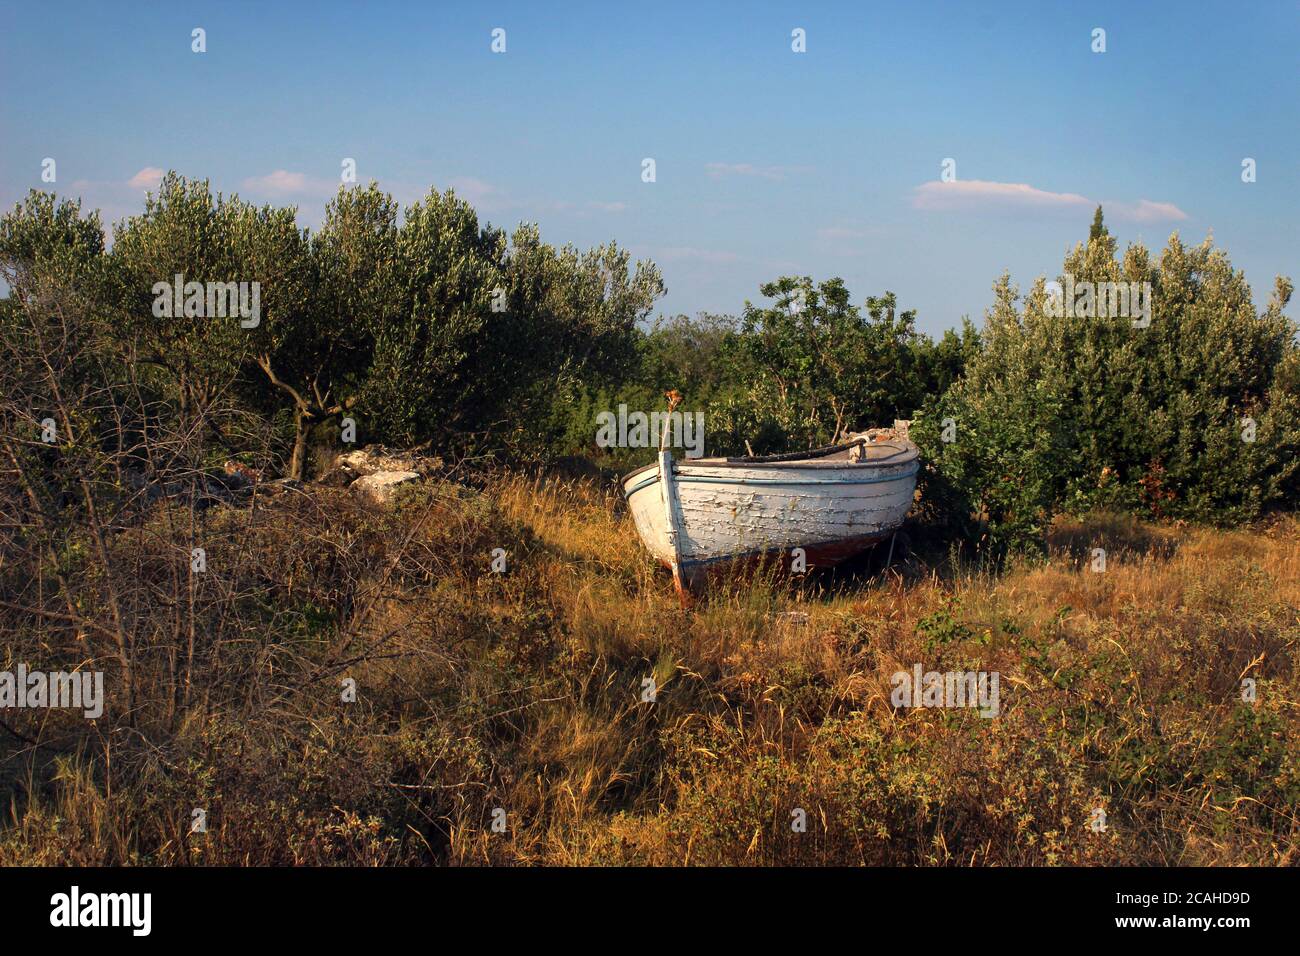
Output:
[[725, 437, 866, 464]]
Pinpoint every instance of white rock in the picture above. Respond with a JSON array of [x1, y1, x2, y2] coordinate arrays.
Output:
[[351, 470, 420, 504], [333, 445, 441, 477]]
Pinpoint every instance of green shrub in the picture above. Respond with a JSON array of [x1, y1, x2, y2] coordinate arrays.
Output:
[[919, 213, 1300, 551]]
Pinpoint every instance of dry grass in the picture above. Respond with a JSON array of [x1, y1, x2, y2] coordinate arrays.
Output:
[[2, 474, 1296, 866]]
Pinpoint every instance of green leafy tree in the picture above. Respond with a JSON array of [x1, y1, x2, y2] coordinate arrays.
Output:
[[911, 317, 981, 399], [0, 191, 106, 295], [0, 192, 111, 414], [1089, 205, 1108, 242], [920, 216, 1300, 551], [360, 187, 505, 446], [640, 312, 736, 402], [254, 184, 397, 477], [720, 277, 928, 451], [491, 226, 664, 458], [110, 173, 310, 431]]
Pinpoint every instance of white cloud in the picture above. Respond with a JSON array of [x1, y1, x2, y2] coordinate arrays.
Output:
[[240, 169, 349, 199], [913, 179, 1092, 212], [1107, 199, 1189, 223], [127, 167, 164, 191], [242, 169, 315, 195], [446, 176, 501, 205], [912, 179, 1188, 222]]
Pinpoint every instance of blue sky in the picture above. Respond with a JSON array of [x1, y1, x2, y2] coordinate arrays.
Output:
[[2, 0, 1296, 335]]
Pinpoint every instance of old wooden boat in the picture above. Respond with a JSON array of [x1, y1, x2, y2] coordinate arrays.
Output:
[[621, 431, 920, 597]]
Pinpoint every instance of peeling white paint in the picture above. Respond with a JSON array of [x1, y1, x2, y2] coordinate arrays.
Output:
[[623, 442, 919, 566]]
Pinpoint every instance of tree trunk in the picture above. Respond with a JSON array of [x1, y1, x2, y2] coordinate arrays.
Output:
[[289, 410, 311, 481]]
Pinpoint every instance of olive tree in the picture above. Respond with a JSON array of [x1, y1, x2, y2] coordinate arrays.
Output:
[[919, 210, 1300, 549], [110, 173, 311, 438]]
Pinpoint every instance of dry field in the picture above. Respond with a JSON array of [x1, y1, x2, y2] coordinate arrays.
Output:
[[2, 473, 1297, 865]]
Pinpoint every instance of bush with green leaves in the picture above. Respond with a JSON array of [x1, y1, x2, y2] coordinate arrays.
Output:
[[0, 192, 112, 400], [721, 278, 926, 449], [652, 281, 976, 457], [918, 210, 1300, 551], [485, 226, 664, 461], [2, 175, 664, 475], [110, 173, 312, 430]]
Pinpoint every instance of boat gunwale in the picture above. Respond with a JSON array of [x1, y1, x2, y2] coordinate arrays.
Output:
[[619, 441, 919, 489], [622, 461, 920, 499]]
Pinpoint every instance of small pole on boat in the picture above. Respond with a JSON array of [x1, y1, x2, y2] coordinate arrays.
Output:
[[884, 531, 897, 571], [660, 389, 681, 452], [659, 390, 689, 606]]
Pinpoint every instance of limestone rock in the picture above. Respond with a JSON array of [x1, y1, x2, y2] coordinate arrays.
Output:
[[334, 445, 442, 478], [351, 470, 420, 504]]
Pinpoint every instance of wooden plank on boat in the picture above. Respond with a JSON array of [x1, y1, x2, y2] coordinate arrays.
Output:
[[658, 450, 687, 599]]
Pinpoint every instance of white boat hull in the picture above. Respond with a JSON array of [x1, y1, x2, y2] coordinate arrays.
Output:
[[621, 441, 919, 591]]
